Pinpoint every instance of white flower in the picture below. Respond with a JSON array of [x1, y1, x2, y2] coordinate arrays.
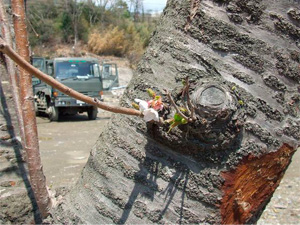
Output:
[[134, 99, 159, 122], [134, 99, 148, 111], [143, 108, 159, 122]]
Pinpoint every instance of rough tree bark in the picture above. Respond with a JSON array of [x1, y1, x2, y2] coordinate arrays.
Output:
[[0, 0, 25, 145], [11, 0, 51, 218], [0, 1, 45, 223], [50, 0, 300, 224]]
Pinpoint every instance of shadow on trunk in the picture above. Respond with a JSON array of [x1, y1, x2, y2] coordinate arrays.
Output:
[[0, 79, 42, 223]]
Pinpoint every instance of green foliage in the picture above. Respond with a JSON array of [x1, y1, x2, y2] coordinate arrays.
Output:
[[26, 0, 158, 65], [26, 0, 60, 45], [147, 89, 156, 98], [167, 113, 188, 133], [60, 12, 73, 43]]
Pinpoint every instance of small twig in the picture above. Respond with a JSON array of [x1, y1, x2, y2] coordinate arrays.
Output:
[[164, 89, 189, 122], [0, 38, 142, 117], [181, 80, 191, 115], [26, 17, 39, 38], [184, 77, 196, 121]]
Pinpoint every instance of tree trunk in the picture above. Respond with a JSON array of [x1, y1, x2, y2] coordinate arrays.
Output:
[[74, 21, 78, 47], [0, 1, 47, 223], [0, 0, 25, 145], [11, 0, 52, 218], [52, 0, 299, 224]]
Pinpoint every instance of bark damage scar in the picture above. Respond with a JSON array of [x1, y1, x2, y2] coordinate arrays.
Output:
[[184, 0, 201, 32], [221, 144, 296, 224]]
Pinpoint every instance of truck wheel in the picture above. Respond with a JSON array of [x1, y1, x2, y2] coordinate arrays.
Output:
[[88, 107, 98, 120], [49, 106, 59, 121]]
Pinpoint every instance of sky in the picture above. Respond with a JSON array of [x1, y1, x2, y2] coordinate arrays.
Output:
[[143, 0, 167, 13]]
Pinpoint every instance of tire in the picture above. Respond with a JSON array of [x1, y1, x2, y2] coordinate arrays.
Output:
[[49, 106, 59, 121], [88, 107, 98, 120]]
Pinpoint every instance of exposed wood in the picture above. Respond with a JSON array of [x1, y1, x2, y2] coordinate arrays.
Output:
[[221, 144, 296, 224]]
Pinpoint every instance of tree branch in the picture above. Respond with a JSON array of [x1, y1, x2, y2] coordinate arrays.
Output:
[[184, 77, 196, 121], [0, 38, 142, 117], [164, 89, 189, 122], [181, 81, 191, 115]]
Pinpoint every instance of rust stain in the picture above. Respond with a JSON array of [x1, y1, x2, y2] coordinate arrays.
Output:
[[221, 144, 296, 224]]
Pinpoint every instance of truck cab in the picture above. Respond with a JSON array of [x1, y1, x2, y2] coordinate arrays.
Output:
[[31, 57, 46, 86], [33, 57, 105, 121], [101, 62, 119, 90]]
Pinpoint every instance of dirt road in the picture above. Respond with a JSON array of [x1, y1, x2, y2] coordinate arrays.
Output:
[[37, 60, 131, 188], [36, 62, 299, 223], [37, 110, 112, 188]]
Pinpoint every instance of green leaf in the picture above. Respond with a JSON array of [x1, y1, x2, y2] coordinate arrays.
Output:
[[147, 89, 156, 98], [165, 118, 174, 124], [181, 118, 188, 124], [132, 103, 140, 110], [167, 121, 181, 133], [179, 107, 188, 112], [174, 113, 183, 122]]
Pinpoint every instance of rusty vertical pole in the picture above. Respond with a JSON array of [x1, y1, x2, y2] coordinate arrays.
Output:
[[11, 0, 51, 218]]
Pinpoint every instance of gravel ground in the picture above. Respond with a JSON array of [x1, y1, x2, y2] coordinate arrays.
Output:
[[258, 149, 300, 224]]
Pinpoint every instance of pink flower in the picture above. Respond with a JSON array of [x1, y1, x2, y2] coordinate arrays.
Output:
[[148, 96, 163, 111], [134, 98, 160, 122]]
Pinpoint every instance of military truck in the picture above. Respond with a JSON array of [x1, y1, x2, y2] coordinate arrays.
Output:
[[101, 61, 119, 90], [31, 57, 47, 86], [33, 57, 114, 121]]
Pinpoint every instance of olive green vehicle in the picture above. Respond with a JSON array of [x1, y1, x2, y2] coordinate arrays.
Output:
[[31, 57, 47, 86], [32, 57, 119, 121]]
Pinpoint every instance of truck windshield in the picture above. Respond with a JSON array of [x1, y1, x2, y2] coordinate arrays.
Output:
[[55, 61, 100, 79]]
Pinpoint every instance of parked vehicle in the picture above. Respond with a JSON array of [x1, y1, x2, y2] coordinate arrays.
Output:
[[101, 61, 119, 90], [33, 57, 107, 121], [31, 56, 47, 86]]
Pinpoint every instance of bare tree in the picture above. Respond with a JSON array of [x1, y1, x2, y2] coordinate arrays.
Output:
[[63, 0, 84, 47], [132, 0, 144, 22], [95, 0, 114, 24], [0, 1, 25, 145], [11, 0, 52, 218]]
